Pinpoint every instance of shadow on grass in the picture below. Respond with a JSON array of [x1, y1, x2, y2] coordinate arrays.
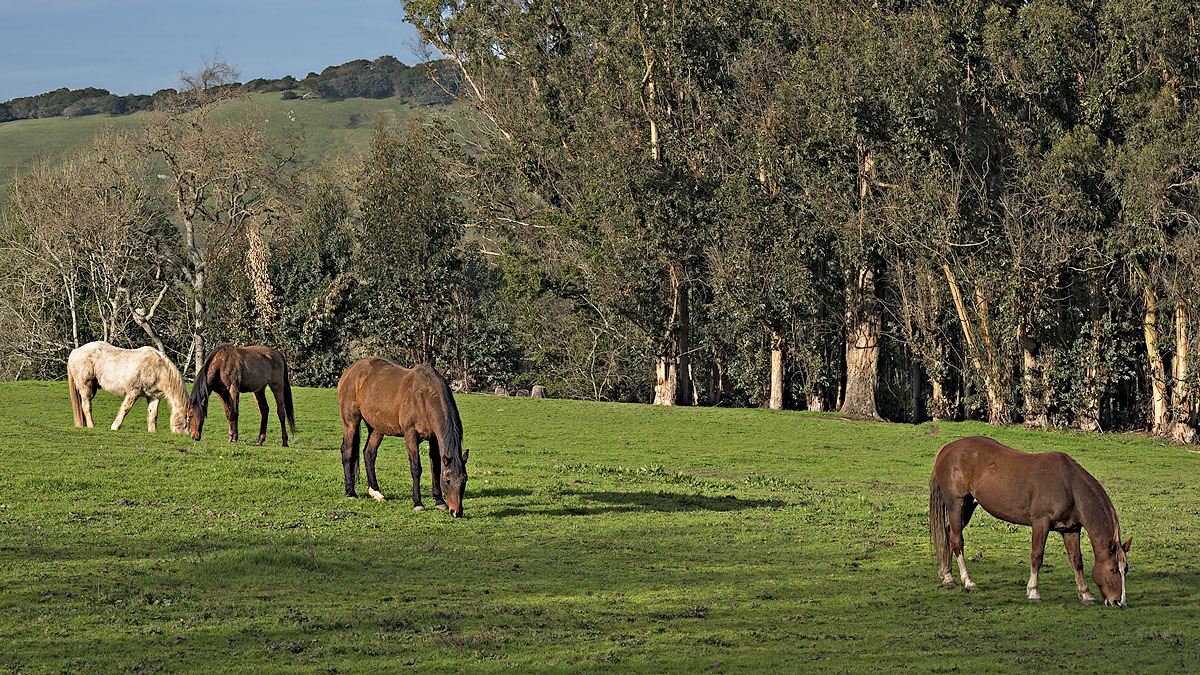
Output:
[[489, 488, 786, 518]]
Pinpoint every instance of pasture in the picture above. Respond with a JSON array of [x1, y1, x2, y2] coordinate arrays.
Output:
[[1, 381, 1198, 672]]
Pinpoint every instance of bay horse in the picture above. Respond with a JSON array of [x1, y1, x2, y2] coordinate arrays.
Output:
[[930, 436, 1131, 606], [187, 344, 295, 446], [67, 341, 188, 433], [337, 357, 469, 517]]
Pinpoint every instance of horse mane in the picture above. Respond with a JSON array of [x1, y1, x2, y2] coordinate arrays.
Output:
[[158, 351, 186, 404], [1072, 459, 1122, 546], [191, 346, 222, 406], [434, 368, 465, 472]]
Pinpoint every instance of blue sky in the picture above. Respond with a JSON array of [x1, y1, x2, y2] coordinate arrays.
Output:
[[0, 0, 432, 101]]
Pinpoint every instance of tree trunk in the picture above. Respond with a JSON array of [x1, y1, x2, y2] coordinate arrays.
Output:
[[840, 265, 882, 418], [652, 265, 692, 406], [1078, 282, 1104, 432], [768, 330, 784, 411], [123, 284, 169, 354], [944, 264, 1010, 425], [1021, 331, 1048, 429], [1171, 303, 1194, 442], [1142, 285, 1169, 434]]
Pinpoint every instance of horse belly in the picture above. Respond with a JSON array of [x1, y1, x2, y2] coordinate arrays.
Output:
[[970, 480, 1035, 527]]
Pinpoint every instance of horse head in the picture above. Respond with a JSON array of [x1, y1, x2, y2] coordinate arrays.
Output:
[[186, 395, 209, 441], [1092, 536, 1132, 607], [440, 448, 469, 518]]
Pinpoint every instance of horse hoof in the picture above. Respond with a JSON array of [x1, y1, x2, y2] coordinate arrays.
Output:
[[368, 488, 386, 501], [1081, 597, 1096, 606], [413, 505, 425, 512], [434, 503, 448, 510], [1027, 594, 1041, 603], [964, 583, 978, 592]]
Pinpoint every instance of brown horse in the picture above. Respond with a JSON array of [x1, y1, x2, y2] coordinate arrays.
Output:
[[337, 357, 468, 517], [187, 344, 295, 446], [930, 436, 1131, 606]]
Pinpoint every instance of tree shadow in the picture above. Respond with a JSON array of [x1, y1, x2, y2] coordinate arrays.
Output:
[[487, 488, 787, 518]]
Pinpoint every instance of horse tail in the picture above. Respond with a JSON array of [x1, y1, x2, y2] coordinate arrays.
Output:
[[68, 366, 85, 427], [929, 472, 951, 577], [282, 358, 296, 434]]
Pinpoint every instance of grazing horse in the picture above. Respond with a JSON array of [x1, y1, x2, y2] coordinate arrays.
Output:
[[930, 436, 1131, 606], [337, 357, 469, 517], [67, 341, 188, 433], [187, 344, 295, 446]]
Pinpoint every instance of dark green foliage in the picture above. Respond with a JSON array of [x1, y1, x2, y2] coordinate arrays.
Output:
[[270, 173, 358, 387]]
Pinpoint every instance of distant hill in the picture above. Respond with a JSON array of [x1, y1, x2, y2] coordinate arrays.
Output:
[[0, 58, 460, 212], [0, 56, 456, 123], [0, 93, 458, 212]]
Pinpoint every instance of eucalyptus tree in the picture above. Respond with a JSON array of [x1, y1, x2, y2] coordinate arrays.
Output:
[[1103, 1, 1200, 440], [354, 118, 466, 369], [408, 0, 747, 405]]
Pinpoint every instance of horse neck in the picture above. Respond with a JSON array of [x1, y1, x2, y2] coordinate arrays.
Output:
[[159, 359, 188, 422], [1076, 475, 1121, 556]]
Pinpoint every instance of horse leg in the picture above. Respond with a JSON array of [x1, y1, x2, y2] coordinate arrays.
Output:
[[80, 383, 96, 428], [340, 415, 361, 498], [405, 434, 425, 511], [271, 385, 289, 447], [111, 392, 140, 431], [222, 389, 239, 443], [253, 390, 269, 446], [428, 437, 446, 509], [948, 495, 978, 590], [1027, 520, 1050, 602], [1064, 532, 1097, 605], [363, 429, 387, 501], [146, 397, 160, 432]]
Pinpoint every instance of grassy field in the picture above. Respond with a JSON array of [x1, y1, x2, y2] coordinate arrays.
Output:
[[1, 381, 1197, 673], [0, 93, 445, 211]]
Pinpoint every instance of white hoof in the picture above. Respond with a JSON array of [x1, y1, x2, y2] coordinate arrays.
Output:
[[964, 580, 978, 591], [1027, 590, 1041, 602], [413, 505, 425, 512], [368, 488, 385, 501], [110, 423, 121, 431]]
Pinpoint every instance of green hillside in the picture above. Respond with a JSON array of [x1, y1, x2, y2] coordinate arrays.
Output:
[[0, 93, 452, 211]]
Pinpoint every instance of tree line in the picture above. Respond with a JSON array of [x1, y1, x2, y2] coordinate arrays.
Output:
[[3, 1, 1199, 442], [0, 56, 452, 123]]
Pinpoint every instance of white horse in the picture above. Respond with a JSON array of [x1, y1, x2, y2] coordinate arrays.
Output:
[[67, 341, 188, 433]]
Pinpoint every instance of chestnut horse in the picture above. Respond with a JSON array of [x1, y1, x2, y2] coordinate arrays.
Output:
[[67, 341, 188, 433], [187, 344, 295, 446], [930, 436, 1131, 606], [337, 357, 468, 517]]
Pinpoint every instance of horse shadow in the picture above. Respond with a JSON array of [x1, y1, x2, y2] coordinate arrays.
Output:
[[486, 487, 786, 518]]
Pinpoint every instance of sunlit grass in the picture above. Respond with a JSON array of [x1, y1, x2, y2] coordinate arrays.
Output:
[[1, 381, 1197, 672]]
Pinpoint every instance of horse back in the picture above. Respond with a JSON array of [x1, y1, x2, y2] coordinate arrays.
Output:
[[339, 358, 450, 438], [934, 436, 1084, 528], [208, 344, 286, 392]]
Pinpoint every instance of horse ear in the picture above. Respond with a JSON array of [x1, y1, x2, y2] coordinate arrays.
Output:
[[1123, 537, 1132, 553], [462, 448, 469, 464]]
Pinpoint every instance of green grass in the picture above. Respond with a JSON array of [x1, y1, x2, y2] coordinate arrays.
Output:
[[0, 93, 445, 211], [1, 381, 1197, 673]]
